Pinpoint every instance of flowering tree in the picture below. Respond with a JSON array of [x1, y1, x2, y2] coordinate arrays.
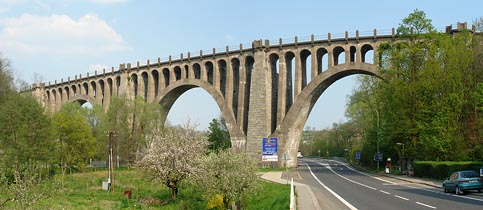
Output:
[[137, 122, 208, 200], [195, 149, 259, 209]]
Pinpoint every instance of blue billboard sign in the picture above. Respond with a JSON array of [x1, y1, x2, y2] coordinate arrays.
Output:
[[262, 137, 278, 162], [356, 151, 361, 160]]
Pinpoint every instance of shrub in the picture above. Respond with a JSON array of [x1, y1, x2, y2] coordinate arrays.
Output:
[[413, 161, 483, 179]]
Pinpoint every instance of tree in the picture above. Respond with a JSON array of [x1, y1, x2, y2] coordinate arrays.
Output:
[[0, 54, 57, 209], [207, 117, 231, 152], [397, 9, 435, 35], [51, 102, 96, 176], [195, 149, 259, 210], [99, 96, 164, 167], [0, 53, 14, 100], [136, 121, 208, 200], [473, 17, 483, 32]]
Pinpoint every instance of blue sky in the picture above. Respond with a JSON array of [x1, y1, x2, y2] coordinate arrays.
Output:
[[1, 0, 482, 130]]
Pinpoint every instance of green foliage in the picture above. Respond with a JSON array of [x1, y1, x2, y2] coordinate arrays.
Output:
[[413, 161, 483, 179], [52, 102, 96, 173], [195, 149, 259, 209], [243, 181, 290, 210], [0, 93, 53, 170], [207, 117, 231, 152], [7, 169, 288, 209], [346, 10, 483, 168], [98, 96, 165, 166], [397, 9, 435, 35]]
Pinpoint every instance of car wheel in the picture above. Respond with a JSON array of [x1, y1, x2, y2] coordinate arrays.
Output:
[[456, 186, 464, 195], [443, 185, 448, 193], [478, 189, 482, 193]]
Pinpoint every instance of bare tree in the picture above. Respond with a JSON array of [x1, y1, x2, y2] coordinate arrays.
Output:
[[474, 17, 483, 32], [136, 121, 208, 200]]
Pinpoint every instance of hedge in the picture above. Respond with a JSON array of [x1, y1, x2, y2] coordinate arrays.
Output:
[[412, 161, 483, 180]]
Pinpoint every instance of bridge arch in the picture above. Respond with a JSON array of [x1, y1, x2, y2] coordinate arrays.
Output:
[[155, 79, 245, 150], [68, 94, 97, 107], [276, 62, 379, 166]]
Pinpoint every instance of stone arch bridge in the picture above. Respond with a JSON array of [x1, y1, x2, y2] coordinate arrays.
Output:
[[30, 23, 469, 167]]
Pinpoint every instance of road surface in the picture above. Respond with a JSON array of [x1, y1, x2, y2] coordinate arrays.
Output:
[[295, 158, 483, 210]]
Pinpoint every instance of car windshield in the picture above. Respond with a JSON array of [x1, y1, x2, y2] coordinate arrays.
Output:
[[460, 171, 478, 178]]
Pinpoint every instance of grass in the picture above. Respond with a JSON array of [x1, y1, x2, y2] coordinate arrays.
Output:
[[13, 169, 289, 209]]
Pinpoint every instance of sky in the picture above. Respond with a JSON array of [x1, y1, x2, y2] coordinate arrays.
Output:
[[1, 0, 482, 130]]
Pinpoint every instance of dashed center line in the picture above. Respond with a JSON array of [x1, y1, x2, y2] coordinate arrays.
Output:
[[395, 195, 409, 200], [416, 202, 437, 209], [379, 190, 391, 195], [305, 160, 445, 209]]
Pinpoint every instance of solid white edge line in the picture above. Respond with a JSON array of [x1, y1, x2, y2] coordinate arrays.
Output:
[[416, 202, 437, 209], [394, 195, 409, 200], [305, 163, 358, 210]]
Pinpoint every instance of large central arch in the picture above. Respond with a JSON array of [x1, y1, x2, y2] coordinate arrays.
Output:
[[275, 62, 379, 167], [155, 79, 246, 150]]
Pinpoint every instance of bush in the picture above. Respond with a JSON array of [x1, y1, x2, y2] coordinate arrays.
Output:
[[413, 161, 483, 179]]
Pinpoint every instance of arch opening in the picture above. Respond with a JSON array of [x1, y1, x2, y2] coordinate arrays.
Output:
[[193, 63, 201, 79], [218, 60, 227, 98], [90, 81, 97, 98], [285, 52, 295, 114], [131, 74, 138, 97], [115, 76, 121, 96], [244, 56, 254, 134], [350, 46, 357, 63], [174, 66, 182, 81], [99, 80, 105, 104], [205, 62, 214, 85], [162, 68, 170, 87], [361, 44, 375, 64], [141, 72, 148, 101], [231, 58, 240, 121], [301, 49, 312, 89], [317, 48, 329, 74], [269, 53, 279, 134], [333, 46, 346, 65], [152, 70, 159, 98]]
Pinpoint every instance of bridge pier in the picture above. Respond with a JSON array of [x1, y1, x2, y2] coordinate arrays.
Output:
[[245, 40, 272, 161]]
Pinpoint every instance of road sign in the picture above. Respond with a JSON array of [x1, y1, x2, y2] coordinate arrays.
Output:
[[262, 137, 278, 162], [374, 152, 382, 161], [356, 151, 361, 160]]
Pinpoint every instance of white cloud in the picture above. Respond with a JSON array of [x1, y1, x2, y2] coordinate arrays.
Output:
[[0, 7, 8, 14], [0, 13, 129, 55], [89, 0, 127, 4]]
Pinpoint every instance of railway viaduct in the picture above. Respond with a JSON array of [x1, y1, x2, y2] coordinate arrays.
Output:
[[30, 23, 471, 167]]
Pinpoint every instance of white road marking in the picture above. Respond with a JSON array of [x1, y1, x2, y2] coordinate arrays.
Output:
[[314, 161, 377, 191], [416, 202, 437, 209], [395, 195, 409, 200], [379, 190, 391, 195], [305, 163, 358, 210]]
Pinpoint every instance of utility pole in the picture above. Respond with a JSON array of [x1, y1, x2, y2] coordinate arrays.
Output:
[[108, 131, 116, 191], [376, 109, 380, 172]]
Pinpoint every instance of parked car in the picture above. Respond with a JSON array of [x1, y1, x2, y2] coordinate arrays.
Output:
[[442, 170, 483, 195]]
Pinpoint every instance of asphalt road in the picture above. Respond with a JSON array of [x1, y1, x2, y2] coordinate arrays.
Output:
[[296, 158, 483, 210]]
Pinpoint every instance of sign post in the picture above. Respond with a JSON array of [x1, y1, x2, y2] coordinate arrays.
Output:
[[262, 137, 278, 163]]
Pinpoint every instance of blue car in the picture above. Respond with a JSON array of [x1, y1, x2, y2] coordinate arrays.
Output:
[[442, 170, 483, 195]]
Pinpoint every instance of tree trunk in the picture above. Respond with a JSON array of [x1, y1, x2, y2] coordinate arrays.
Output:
[[171, 186, 178, 200]]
